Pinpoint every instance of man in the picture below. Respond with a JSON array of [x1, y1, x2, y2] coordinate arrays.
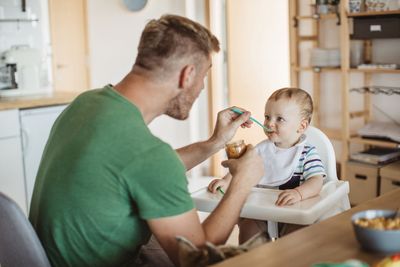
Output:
[[30, 14, 264, 267]]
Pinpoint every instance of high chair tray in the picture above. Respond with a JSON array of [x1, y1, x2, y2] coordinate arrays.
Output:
[[191, 180, 349, 225]]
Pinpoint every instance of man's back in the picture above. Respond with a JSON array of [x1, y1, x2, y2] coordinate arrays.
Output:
[[29, 85, 193, 267]]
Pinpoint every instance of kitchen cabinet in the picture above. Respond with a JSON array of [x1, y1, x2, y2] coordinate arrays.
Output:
[[346, 161, 380, 205], [49, 0, 89, 92], [20, 105, 67, 208], [0, 109, 27, 213], [0, 105, 67, 215], [380, 161, 400, 195]]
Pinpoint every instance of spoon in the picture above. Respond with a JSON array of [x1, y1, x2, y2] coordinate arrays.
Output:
[[216, 186, 225, 195], [231, 107, 274, 132]]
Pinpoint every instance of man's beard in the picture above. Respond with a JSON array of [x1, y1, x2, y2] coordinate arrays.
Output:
[[165, 91, 193, 120]]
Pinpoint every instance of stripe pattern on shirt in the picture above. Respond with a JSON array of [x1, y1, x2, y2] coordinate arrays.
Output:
[[279, 144, 326, 190]]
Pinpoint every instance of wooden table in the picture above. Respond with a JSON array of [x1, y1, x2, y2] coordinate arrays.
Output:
[[213, 188, 400, 267]]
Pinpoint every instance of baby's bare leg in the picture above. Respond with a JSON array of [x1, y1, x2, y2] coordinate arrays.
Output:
[[238, 218, 267, 244]]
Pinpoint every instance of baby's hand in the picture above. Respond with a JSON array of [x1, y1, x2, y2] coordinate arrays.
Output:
[[275, 189, 302, 206], [208, 179, 228, 194]]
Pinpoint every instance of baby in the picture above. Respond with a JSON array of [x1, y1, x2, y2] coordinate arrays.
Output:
[[208, 87, 326, 243]]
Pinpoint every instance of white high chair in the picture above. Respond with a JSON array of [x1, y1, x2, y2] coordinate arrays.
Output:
[[305, 126, 351, 216], [268, 126, 351, 238]]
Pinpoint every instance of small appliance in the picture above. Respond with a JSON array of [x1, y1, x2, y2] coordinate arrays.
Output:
[[0, 45, 45, 97]]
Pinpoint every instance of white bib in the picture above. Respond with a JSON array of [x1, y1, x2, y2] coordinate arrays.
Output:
[[256, 136, 306, 187]]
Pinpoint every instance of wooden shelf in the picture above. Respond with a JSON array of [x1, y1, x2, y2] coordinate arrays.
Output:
[[295, 66, 341, 72], [0, 18, 39, 23], [347, 10, 400, 17], [298, 36, 318, 41], [296, 14, 337, 20], [349, 68, 400, 74], [350, 137, 400, 148], [295, 67, 400, 74], [349, 110, 368, 119]]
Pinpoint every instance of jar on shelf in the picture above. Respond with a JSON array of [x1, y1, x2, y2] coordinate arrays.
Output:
[[315, 0, 340, 14], [225, 140, 247, 159], [365, 0, 390, 11], [349, 0, 364, 13]]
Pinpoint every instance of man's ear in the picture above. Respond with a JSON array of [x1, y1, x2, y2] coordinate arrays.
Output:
[[298, 119, 309, 134], [179, 65, 196, 89]]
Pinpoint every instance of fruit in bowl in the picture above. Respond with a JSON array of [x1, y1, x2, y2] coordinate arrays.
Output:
[[375, 254, 400, 267], [351, 210, 400, 254]]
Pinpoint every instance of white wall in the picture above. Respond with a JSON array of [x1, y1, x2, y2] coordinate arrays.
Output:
[[86, 0, 184, 87]]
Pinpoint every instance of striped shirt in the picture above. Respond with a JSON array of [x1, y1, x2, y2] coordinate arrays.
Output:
[[255, 139, 326, 190], [279, 143, 326, 190]]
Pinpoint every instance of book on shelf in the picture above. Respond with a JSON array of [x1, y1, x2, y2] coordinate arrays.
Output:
[[350, 147, 400, 165]]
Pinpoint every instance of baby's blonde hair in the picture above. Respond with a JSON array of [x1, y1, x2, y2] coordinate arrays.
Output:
[[268, 88, 313, 123]]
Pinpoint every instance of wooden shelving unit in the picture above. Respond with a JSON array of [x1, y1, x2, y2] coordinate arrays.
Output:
[[347, 10, 400, 17], [289, 0, 400, 180], [350, 137, 400, 149], [296, 13, 338, 19], [295, 67, 342, 72], [349, 68, 400, 74]]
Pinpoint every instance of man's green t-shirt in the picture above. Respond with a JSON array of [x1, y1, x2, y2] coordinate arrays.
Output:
[[29, 85, 194, 267]]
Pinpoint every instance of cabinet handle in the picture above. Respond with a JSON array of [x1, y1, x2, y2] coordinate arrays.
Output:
[[355, 174, 367, 180], [21, 128, 29, 155], [392, 181, 400, 187]]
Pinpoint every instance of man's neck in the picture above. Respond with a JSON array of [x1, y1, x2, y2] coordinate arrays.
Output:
[[113, 72, 175, 124]]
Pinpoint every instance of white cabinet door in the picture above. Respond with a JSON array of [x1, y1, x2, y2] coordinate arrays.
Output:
[[20, 105, 67, 209], [0, 109, 27, 214], [0, 138, 26, 213]]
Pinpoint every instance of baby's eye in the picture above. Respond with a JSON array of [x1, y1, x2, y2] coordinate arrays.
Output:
[[264, 115, 270, 120], [277, 117, 285, 122]]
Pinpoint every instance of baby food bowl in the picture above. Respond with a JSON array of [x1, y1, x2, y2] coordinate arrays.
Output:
[[351, 209, 400, 254]]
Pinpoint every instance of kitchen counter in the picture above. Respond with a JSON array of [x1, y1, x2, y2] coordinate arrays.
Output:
[[0, 91, 80, 110]]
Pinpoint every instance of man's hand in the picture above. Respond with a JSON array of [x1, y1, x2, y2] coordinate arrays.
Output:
[[208, 178, 229, 194], [210, 107, 253, 149], [221, 144, 264, 193]]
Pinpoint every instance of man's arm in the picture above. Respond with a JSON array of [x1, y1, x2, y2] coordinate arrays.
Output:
[[148, 186, 251, 266], [176, 138, 222, 171], [176, 107, 253, 170], [147, 209, 204, 266], [148, 145, 264, 266]]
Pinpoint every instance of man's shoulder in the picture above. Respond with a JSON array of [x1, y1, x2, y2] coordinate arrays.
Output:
[[140, 139, 175, 157], [73, 87, 105, 100]]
